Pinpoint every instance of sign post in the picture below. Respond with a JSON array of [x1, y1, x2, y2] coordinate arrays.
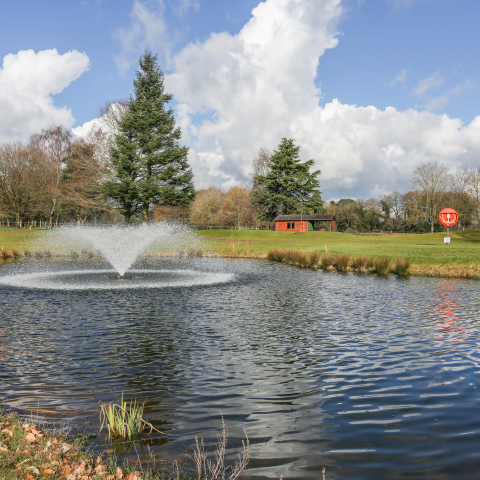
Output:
[[438, 208, 458, 245]]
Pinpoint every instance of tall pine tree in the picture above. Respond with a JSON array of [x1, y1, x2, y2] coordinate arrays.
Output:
[[102, 51, 195, 222], [253, 138, 324, 222]]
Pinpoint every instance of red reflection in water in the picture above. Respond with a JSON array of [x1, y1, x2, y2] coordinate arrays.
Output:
[[433, 283, 468, 347]]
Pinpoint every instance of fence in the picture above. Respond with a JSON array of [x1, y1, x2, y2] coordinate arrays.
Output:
[[0, 220, 57, 228], [191, 224, 271, 230]]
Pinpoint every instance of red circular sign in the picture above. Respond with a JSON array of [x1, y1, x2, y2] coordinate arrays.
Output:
[[438, 208, 458, 227]]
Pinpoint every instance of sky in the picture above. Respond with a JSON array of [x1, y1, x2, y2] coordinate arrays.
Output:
[[1, 0, 480, 200]]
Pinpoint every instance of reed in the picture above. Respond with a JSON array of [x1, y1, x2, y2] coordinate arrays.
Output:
[[351, 256, 369, 272], [320, 254, 335, 269], [394, 257, 411, 276], [308, 251, 321, 268], [334, 254, 350, 273], [373, 256, 391, 275], [267, 249, 282, 262], [100, 394, 163, 441]]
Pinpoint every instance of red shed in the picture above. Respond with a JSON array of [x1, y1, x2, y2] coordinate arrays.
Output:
[[274, 214, 336, 232]]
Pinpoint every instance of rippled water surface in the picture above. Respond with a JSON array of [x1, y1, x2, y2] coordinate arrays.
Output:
[[1, 258, 480, 479]]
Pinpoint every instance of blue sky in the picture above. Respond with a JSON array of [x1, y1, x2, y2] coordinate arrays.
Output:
[[1, 0, 480, 199]]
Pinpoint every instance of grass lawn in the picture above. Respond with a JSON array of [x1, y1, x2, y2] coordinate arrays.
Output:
[[0, 226, 44, 253], [2, 226, 480, 278], [196, 229, 480, 268]]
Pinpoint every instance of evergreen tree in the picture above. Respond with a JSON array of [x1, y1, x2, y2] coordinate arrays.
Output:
[[102, 51, 195, 222], [253, 138, 323, 222]]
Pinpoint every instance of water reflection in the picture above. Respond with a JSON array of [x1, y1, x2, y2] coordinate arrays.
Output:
[[434, 282, 468, 346], [1, 259, 480, 479]]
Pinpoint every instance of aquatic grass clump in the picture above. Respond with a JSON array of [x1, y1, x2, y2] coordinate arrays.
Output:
[[267, 249, 283, 262], [334, 254, 350, 273], [320, 254, 335, 269], [373, 256, 391, 275], [100, 394, 163, 441], [293, 250, 309, 268], [351, 256, 369, 272], [308, 251, 321, 268], [394, 257, 411, 276]]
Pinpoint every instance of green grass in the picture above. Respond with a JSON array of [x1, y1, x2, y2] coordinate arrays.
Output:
[[2, 226, 480, 277], [197, 229, 480, 267], [0, 226, 44, 253]]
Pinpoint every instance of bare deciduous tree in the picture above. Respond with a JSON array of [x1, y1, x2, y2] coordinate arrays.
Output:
[[60, 144, 109, 224], [250, 148, 272, 192], [218, 186, 254, 228], [29, 125, 77, 227], [189, 186, 225, 226], [411, 161, 450, 233], [83, 100, 129, 169], [0, 142, 45, 226], [463, 167, 480, 224]]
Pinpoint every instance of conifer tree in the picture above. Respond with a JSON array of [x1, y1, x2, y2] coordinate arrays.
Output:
[[253, 138, 323, 222], [102, 51, 195, 222]]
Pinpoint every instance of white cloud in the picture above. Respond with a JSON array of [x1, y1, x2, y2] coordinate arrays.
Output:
[[389, 68, 407, 86], [175, 0, 200, 15], [413, 71, 444, 98], [113, 0, 170, 76], [419, 79, 476, 112], [0, 49, 90, 143], [96, 0, 480, 199]]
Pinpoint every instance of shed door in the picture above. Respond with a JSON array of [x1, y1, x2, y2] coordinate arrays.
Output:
[[308, 221, 314, 231]]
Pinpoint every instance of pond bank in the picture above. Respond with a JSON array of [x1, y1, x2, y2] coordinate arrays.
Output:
[[0, 408, 200, 479]]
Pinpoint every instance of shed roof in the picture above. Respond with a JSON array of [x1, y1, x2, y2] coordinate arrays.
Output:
[[274, 214, 336, 221]]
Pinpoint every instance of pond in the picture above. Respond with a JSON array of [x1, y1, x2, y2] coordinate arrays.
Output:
[[1, 258, 480, 479]]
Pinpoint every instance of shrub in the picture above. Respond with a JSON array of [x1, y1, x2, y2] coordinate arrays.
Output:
[[394, 257, 411, 276], [321, 254, 335, 269], [334, 254, 350, 273], [351, 256, 369, 272], [12, 250, 20, 259], [23, 250, 31, 259], [71, 251, 79, 259], [34, 251, 44, 259], [44, 250, 52, 259], [373, 256, 391, 275], [1, 249, 8, 259]]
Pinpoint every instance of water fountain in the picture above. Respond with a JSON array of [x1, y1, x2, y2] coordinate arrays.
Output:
[[0, 222, 234, 290]]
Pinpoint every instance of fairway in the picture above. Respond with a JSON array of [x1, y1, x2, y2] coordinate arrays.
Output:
[[0, 227, 44, 253], [196, 229, 480, 267], [2, 226, 480, 277]]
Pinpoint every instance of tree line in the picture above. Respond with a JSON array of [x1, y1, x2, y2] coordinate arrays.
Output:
[[328, 162, 480, 233], [0, 51, 478, 232], [0, 52, 195, 227]]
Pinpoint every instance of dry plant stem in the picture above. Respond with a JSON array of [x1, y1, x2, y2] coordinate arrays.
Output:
[[191, 417, 249, 480]]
